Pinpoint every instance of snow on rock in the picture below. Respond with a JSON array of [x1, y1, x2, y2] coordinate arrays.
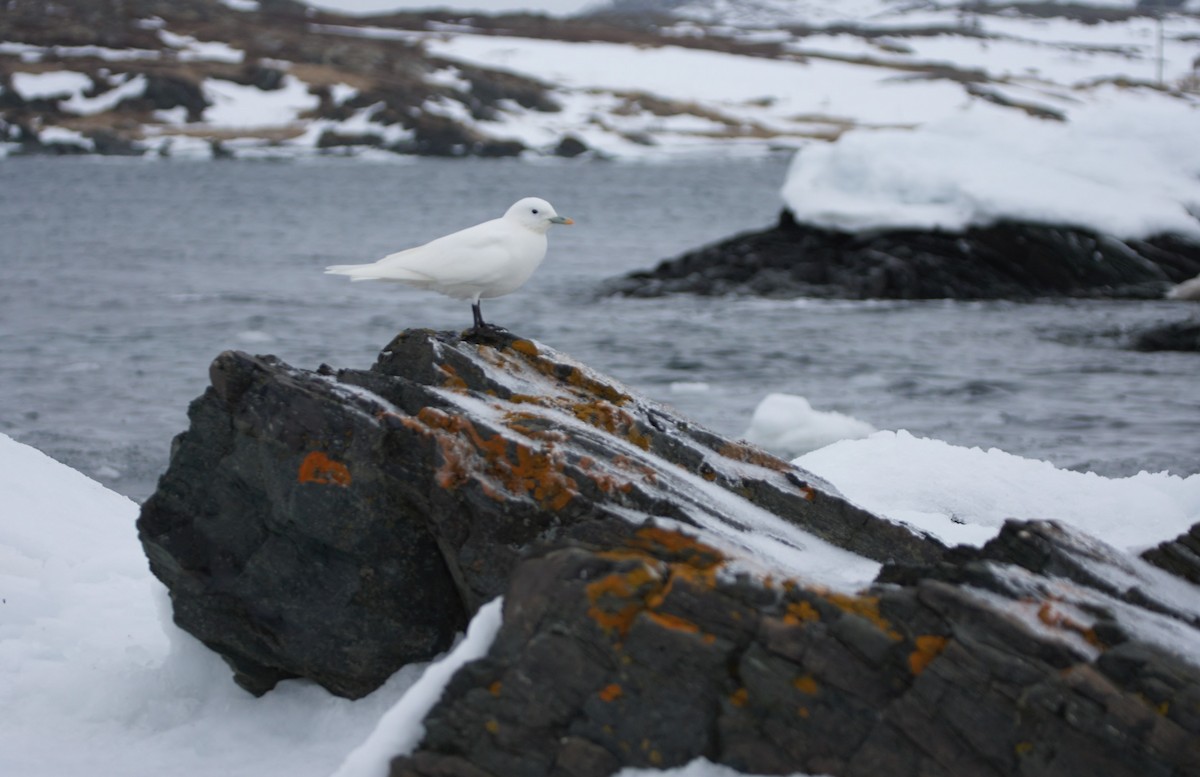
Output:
[[742, 392, 876, 459], [781, 95, 1200, 239], [202, 75, 319, 128], [796, 430, 1200, 551], [10, 70, 92, 99]]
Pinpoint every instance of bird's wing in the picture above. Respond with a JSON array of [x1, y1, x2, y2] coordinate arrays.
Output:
[[366, 219, 522, 285]]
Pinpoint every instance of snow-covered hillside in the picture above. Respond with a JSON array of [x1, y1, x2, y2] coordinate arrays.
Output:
[[1, 0, 1197, 159]]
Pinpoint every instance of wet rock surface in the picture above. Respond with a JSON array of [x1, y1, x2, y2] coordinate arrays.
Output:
[[138, 328, 935, 699], [392, 519, 1200, 777], [607, 210, 1200, 300], [1132, 318, 1200, 352]]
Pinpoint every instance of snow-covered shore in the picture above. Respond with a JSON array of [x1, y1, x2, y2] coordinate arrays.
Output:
[[3, 415, 1198, 776]]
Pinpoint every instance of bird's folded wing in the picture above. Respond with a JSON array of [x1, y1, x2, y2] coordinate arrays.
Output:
[[370, 222, 518, 285]]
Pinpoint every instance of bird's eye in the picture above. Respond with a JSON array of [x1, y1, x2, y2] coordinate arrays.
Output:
[[532, 209, 539, 214]]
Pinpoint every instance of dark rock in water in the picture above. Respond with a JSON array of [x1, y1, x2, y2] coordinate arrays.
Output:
[[607, 210, 1200, 300], [138, 328, 936, 698], [392, 519, 1200, 777], [1131, 318, 1200, 352], [554, 135, 589, 158]]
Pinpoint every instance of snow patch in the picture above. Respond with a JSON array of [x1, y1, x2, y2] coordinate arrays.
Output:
[[743, 393, 876, 459]]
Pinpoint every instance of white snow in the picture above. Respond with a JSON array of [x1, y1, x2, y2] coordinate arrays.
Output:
[[618, 759, 822, 777], [780, 94, 1200, 239], [796, 429, 1200, 551], [64, 74, 149, 115], [0, 432, 430, 777], [202, 75, 320, 128], [743, 392, 876, 459], [10, 70, 93, 99], [331, 598, 504, 777]]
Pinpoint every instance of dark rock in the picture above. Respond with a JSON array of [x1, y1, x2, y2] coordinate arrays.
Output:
[[391, 519, 1200, 777], [553, 135, 589, 158], [88, 129, 145, 156], [1143, 522, 1200, 585], [395, 113, 525, 158], [128, 74, 210, 123], [607, 210, 1200, 300], [139, 328, 939, 698], [1131, 319, 1200, 352]]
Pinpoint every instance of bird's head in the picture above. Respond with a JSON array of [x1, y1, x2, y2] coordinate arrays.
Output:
[[506, 197, 574, 234]]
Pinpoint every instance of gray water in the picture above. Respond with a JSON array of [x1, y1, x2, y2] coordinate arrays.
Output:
[[1, 155, 1197, 503]]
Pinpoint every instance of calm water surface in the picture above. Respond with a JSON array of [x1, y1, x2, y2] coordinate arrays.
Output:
[[1, 156, 1197, 502]]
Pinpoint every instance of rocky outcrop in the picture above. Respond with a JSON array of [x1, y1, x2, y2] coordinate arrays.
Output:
[[607, 210, 1200, 300], [391, 519, 1200, 777], [138, 328, 936, 699], [137, 327, 1200, 775], [1132, 318, 1200, 352]]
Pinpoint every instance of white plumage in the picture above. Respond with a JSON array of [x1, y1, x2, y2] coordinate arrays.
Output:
[[326, 196, 573, 331]]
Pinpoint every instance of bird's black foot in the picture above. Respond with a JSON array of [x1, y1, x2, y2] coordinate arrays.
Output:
[[463, 322, 511, 343]]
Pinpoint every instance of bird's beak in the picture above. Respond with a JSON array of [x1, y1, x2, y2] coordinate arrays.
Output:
[[550, 216, 574, 225]]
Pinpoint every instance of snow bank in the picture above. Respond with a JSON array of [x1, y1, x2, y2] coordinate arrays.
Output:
[[332, 598, 504, 777], [0, 433, 427, 777], [743, 392, 875, 459], [797, 430, 1200, 550], [781, 95, 1200, 239]]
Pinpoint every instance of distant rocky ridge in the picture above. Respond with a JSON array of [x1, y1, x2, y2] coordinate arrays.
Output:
[[137, 328, 1200, 776], [3, 0, 1196, 158], [607, 209, 1200, 300]]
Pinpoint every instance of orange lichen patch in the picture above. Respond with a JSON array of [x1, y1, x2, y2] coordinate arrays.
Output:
[[611, 455, 658, 484], [783, 600, 821, 626], [718, 441, 792, 472], [485, 720, 500, 734], [797, 706, 811, 719], [633, 526, 725, 567], [405, 406, 578, 510], [571, 401, 652, 451], [730, 688, 749, 708], [586, 562, 663, 637], [793, 674, 819, 695], [908, 635, 949, 675], [297, 451, 351, 487], [489, 681, 503, 696], [507, 393, 549, 407], [438, 363, 468, 391], [1015, 742, 1034, 756], [599, 683, 623, 702], [646, 610, 701, 634], [1036, 602, 1105, 649], [507, 339, 540, 358], [649, 751, 663, 766], [823, 592, 901, 640]]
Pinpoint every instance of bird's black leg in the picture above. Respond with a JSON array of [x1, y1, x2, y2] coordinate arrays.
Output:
[[471, 300, 486, 330]]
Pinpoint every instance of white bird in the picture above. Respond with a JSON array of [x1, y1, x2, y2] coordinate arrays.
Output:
[[326, 197, 573, 332]]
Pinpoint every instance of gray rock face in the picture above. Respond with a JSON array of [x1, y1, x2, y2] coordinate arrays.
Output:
[[138, 328, 937, 698], [607, 210, 1200, 301], [392, 519, 1200, 777]]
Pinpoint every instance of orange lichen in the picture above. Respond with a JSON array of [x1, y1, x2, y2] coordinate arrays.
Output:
[[586, 562, 662, 637], [438, 364, 468, 391], [783, 600, 821, 626], [730, 688, 749, 708], [797, 706, 810, 719], [793, 675, 819, 695], [571, 401, 651, 450], [718, 441, 792, 472], [908, 635, 949, 675], [824, 592, 901, 640], [489, 681, 503, 696], [633, 526, 724, 567], [599, 683, 623, 702], [484, 720, 500, 734], [1036, 602, 1105, 648], [404, 406, 578, 510], [297, 451, 351, 487], [508, 339, 540, 358], [646, 611, 701, 634], [1015, 742, 1033, 756]]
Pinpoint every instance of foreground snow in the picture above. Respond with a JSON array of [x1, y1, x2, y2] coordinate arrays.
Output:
[[2, 422, 1198, 776]]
